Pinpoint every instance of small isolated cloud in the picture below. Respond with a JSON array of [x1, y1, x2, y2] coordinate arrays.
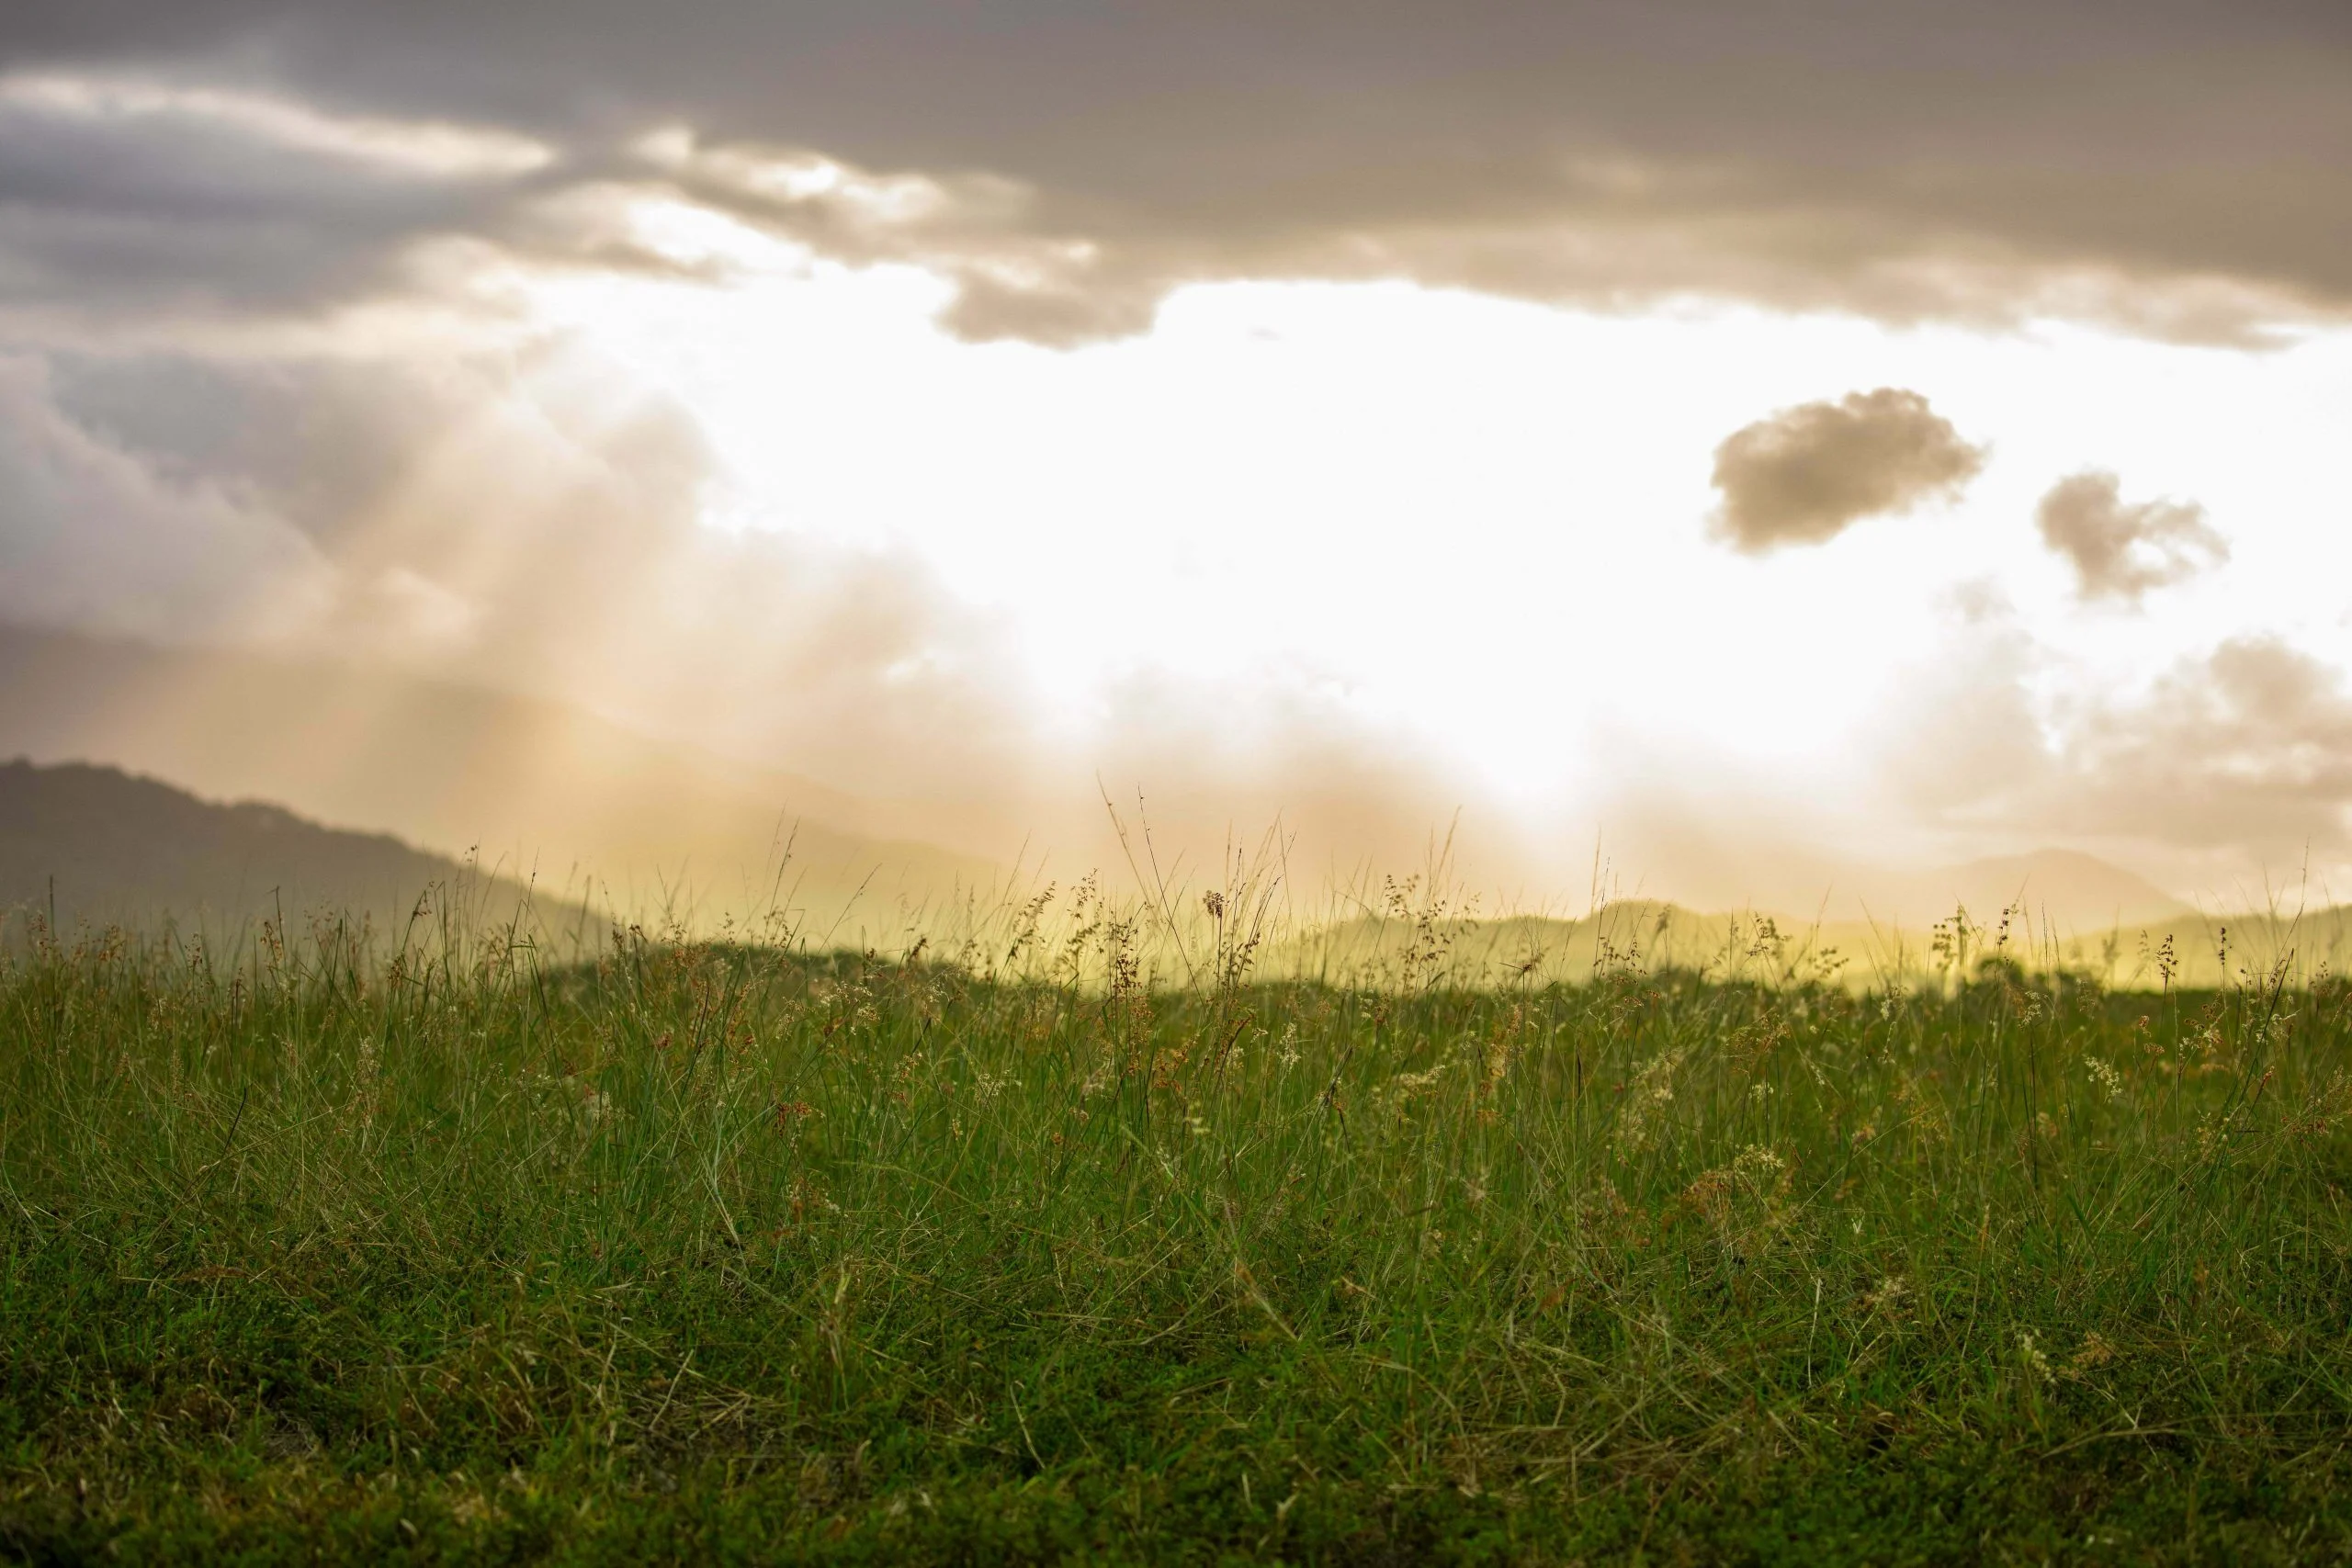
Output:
[[1707, 389, 1984, 553], [2036, 470, 2228, 604]]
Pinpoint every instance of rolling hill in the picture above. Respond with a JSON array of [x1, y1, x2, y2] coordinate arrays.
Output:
[[0, 759, 597, 943]]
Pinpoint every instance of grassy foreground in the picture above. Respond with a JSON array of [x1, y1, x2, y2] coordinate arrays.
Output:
[[3, 911, 2351, 1564]]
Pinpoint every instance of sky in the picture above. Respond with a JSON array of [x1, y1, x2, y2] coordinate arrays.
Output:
[[4, 2, 2351, 916]]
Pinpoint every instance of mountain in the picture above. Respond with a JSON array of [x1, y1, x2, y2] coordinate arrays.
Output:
[[1848, 848, 2190, 931], [0, 760, 594, 942], [0, 626, 1009, 936]]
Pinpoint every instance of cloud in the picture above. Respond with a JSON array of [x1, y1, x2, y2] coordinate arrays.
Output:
[[4, 7, 2351, 344], [1865, 618, 2352, 874], [0, 67, 553, 324], [2048, 638, 2352, 854], [2036, 470, 2228, 603], [628, 129, 1165, 345], [1707, 389, 1984, 553], [0, 352, 339, 641], [0, 333, 1023, 775], [0, 72, 550, 178]]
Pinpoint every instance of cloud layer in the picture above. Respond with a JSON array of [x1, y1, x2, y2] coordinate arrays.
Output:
[[4, 5, 2351, 344], [1708, 389, 1984, 552], [2037, 470, 2228, 603]]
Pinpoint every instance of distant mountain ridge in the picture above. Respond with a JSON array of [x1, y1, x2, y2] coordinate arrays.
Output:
[[1283, 895, 2348, 993], [0, 760, 593, 941], [6, 757, 2336, 991], [1846, 847, 2188, 930], [0, 625, 1009, 936]]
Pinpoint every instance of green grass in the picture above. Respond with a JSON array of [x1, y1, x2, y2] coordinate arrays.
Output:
[[4, 910, 2352, 1563]]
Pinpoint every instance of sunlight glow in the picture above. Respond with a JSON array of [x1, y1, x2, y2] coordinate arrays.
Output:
[[512, 205, 2352, 834]]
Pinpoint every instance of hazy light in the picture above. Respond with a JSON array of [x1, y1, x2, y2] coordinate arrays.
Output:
[[514, 207, 2352, 823]]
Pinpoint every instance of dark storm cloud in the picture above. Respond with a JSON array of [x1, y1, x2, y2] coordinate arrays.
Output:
[[3, 2, 2349, 342], [1708, 389, 1985, 552], [2037, 470, 2229, 604]]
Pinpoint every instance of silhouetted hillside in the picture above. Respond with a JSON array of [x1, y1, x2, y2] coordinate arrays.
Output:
[[1277, 893, 2352, 991], [0, 626, 1009, 935], [0, 760, 594, 942]]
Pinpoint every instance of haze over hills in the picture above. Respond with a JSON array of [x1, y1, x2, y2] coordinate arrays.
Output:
[[0, 626, 1010, 937], [0, 760, 594, 942], [3, 749, 2337, 990], [0, 624, 2292, 951], [1820, 848, 2189, 931]]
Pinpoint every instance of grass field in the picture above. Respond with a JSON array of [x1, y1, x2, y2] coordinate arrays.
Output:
[[4, 895, 2352, 1564]]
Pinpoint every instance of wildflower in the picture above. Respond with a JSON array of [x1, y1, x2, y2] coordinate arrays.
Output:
[[1375, 1064, 1447, 1115], [1614, 1047, 1687, 1154], [2084, 1056, 2125, 1102], [2018, 1329, 2053, 1385]]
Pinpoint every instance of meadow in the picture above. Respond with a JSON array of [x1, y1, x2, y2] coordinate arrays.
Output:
[[3, 885, 2351, 1564]]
